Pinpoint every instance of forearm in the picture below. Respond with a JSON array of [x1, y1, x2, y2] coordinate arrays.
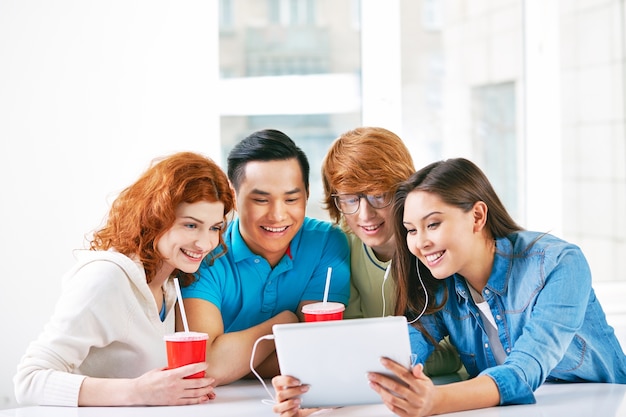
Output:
[[78, 364, 214, 407], [206, 311, 298, 385], [78, 377, 134, 406], [432, 375, 499, 414]]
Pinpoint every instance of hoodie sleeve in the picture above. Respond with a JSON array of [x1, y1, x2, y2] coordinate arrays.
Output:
[[13, 258, 132, 406]]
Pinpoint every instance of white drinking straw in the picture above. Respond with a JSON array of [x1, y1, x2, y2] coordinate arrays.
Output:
[[173, 278, 190, 333], [322, 267, 332, 304]]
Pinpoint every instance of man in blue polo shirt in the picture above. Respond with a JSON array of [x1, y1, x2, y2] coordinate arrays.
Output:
[[181, 129, 350, 386]]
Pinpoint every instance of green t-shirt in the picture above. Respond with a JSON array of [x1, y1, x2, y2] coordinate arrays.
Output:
[[344, 233, 395, 319]]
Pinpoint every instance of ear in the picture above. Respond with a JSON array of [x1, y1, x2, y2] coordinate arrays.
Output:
[[472, 201, 488, 233]]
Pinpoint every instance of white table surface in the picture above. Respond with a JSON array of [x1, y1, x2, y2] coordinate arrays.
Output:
[[2, 378, 625, 417]]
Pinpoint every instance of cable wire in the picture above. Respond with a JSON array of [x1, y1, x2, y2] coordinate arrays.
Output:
[[250, 334, 276, 405]]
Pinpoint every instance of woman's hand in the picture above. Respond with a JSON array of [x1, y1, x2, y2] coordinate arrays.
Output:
[[132, 362, 217, 406], [368, 358, 436, 417], [271, 375, 321, 417]]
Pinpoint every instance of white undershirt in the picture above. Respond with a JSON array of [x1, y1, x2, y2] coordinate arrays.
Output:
[[468, 285, 497, 328], [468, 284, 507, 365]]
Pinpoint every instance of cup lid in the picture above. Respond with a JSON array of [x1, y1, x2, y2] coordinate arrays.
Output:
[[301, 301, 345, 314], [163, 331, 209, 342]]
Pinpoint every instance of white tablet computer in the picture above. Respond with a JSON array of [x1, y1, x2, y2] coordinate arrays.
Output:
[[272, 316, 413, 408]]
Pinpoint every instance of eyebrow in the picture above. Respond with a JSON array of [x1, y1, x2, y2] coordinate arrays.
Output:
[[403, 211, 443, 225], [250, 187, 303, 196], [181, 215, 204, 224], [421, 211, 442, 220]]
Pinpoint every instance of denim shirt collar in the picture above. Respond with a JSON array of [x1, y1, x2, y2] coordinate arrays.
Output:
[[486, 237, 513, 295], [453, 275, 470, 302]]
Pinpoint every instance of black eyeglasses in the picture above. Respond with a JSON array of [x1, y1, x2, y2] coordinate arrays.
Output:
[[331, 193, 393, 215]]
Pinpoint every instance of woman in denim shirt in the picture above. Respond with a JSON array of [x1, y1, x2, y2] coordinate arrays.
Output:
[[366, 158, 626, 417]]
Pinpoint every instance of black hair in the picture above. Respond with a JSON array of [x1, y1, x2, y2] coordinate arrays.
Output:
[[227, 129, 310, 194]]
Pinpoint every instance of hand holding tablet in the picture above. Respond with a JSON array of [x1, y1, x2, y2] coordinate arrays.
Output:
[[272, 316, 413, 408]]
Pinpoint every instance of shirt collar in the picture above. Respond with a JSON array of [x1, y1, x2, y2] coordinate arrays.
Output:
[[487, 237, 512, 295]]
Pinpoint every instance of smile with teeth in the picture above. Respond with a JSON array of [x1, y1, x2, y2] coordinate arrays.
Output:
[[425, 251, 444, 263], [361, 223, 382, 231], [262, 225, 289, 233], [181, 248, 203, 259]]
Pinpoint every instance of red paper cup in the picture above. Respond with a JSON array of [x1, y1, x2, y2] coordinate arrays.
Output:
[[163, 331, 208, 378], [301, 302, 345, 322]]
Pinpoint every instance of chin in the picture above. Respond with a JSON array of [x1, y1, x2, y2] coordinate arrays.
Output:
[[358, 231, 388, 245], [430, 270, 452, 280]]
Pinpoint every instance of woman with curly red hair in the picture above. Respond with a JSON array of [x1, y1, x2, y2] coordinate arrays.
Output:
[[14, 151, 235, 407]]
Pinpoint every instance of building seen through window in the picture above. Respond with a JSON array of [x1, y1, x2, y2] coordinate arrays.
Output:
[[218, 0, 626, 283]]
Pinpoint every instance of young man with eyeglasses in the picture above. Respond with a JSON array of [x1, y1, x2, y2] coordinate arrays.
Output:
[[320, 127, 462, 376]]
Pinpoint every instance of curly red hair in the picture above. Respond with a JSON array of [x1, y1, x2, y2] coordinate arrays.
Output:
[[90, 152, 235, 286]]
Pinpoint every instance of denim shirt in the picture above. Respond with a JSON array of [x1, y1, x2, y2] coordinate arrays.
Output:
[[409, 231, 626, 405]]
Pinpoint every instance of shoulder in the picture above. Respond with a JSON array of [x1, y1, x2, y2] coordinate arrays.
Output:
[[301, 217, 340, 232], [188, 250, 234, 294], [347, 232, 362, 249], [503, 231, 582, 257], [301, 217, 347, 239], [57, 250, 145, 309], [197, 250, 232, 278], [298, 217, 348, 248], [498, 231, 589, 285], [66, 250, 145, 290]]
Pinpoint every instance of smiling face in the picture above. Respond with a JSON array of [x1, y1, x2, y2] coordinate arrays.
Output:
[[336, 190, 396, 262], [156, 200, 226, 277], [402, 190, 483, 280], [235, 158, 307, 267]]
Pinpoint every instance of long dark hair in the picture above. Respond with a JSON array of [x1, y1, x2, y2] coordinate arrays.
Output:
[[392, 158, 523, 328]]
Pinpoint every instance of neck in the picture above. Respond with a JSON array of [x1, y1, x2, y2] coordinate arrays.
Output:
[[370, 242, 394, 263], [463, 237, 496, 293], [152, 264, 174, 287]]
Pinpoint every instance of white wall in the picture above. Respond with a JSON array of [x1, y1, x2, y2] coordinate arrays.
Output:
[[0, 1, 219, 408]]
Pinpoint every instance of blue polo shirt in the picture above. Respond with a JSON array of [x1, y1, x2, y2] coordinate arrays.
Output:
[[181, 216, 351, 332]]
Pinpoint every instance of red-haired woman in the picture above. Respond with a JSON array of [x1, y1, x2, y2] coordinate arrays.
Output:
[[14, 152, 234, 407]]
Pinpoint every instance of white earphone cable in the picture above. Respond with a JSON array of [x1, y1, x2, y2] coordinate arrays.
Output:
[[407, 259, 428, 324], [250, 334, 276, 405], [380, 259, 428, 323], [381, 263, 392, 317]]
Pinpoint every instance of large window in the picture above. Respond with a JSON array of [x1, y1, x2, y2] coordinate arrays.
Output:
[[218, 0, 362, 219], [472, 82, 518, 220], [218, 0, 626, 283]]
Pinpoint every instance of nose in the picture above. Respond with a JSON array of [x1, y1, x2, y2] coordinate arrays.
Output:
[[407, 230, 430, 257], [197, 230, 219, 252], [268, 201, 287, 222], [356, 197, 376, 219], [416, 230, 431, 251]]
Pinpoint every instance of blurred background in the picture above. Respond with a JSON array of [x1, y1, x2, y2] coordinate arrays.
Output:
[[1, 0, 624, 408]]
